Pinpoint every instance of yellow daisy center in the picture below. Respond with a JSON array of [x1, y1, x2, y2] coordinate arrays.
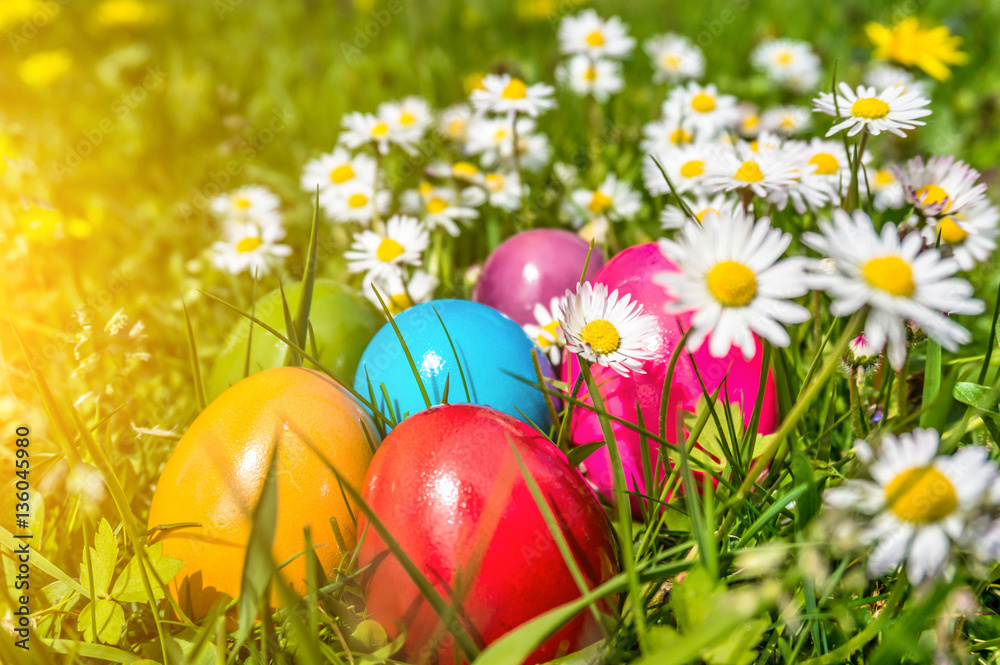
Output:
[[707, 261, 757, 307], [426, 197, 448, 213], [399, 111, 416, 125], [389, 291, 413, 315], [580, 319, 620, 354], [236, 237, 262, 253], [502, 78, 527, 99], [875, 168, 896, 186], [588, 190, 613, 214], [447, 119, 465, 135], [330, 164, 355, 183], [917, 184, 951, 213], [775, 51, 793, 65], [234, 197, 252, 209], [371, 122, 390, 137], [851, 97, 890, 119], [734, 160, 764, 183], [809, 153, 840, 175], [670, 128, 692, 145], [885, 465, 958, 523], [348, 193, 369, 208], [485, 174, 505, 192], [691, 92, 716, 113], [937, 217, 968, 244], [742, 114, 760, 131], [537, 320, 560, 348], [585, 30, 606, 47], [696, 207, 719, 222], [863, 255, 914, 297], [660, 54, 681, 70], [453, 162, 479, 179], [584, 65, 598, 82], [376, 238, 405, 262], [680, 160, 705, 178]]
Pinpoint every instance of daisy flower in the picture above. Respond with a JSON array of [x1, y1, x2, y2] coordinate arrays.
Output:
[[320, 180, 389, 223], [340, 111, 396, 155], [701, 143, 800, 199], [209, 185, 282, 228], [803, 208, 984, 370], [813, 83, 931, 138], [870, 165, 905, 211], [344, 214, 428, 282], [760, 106, 812, 137], [795, 138, 854, 193], [377, 96, 432, 144], [641, 116, 701, 153], [660, 192, 741, 230], [556, 55, 623, 102], [470, 73, 555, 118], [824, 430, 996, 582], [466, 116, 551, 171], [864, 63, 929, 98], [300, 148, 377, 198], [645, 33, 704, 83], [522, 297, 565, 366], [402, 184, 483, 236], [367, 268, 439, 316], [921, 202, 1000, 271], [210, 222, 291, 276], [439, 104, 473, 143], [643, 143, 717, 196], [737, 104, 762, 138], [656, 210, 810, 359], [663, 82, 740, 137], [751, 39, 822, 92], [865, 18, 967, 81], [568, 174, 641, 229], [481, 171, 524, 211], [558, 281, 657, 376], [427, 160, 483, 185], [557, 10, 635, 60], [895, 155, 987, 218]]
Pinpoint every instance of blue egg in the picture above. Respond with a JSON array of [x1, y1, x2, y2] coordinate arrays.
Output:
[[353, 299, 554, 429]]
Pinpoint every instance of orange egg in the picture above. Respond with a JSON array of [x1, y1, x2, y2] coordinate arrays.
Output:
[[147, 367, 377, 619]]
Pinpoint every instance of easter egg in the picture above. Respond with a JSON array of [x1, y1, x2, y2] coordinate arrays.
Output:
[[562, 243, 779, 510], [206, 279, 380, 402], [358, 404, 619, 665], [353, 299, 555, 428], [148, 367, 377, 619], [472, 229, 605, 326]]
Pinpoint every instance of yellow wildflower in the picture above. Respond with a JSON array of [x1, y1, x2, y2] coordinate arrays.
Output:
[[865, 18, 967, 81]]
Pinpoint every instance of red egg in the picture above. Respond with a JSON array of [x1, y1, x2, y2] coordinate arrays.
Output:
[[358, 404, 620, 665], [561, 243, 780, 511]]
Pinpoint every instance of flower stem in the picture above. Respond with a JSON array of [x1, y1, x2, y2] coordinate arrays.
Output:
[[848, 368, 867, 437]]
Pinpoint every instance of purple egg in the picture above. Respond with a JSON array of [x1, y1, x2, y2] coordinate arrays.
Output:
[[472, 229, 606, 326]]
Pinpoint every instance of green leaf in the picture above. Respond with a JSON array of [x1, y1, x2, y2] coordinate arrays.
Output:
[[671, 566, 717, 632], [81, 519, 117, 598], [77, 598, 126, 645], [43, 639, 142, 663], [920, 340, 942, 427], [790, 451, 818, 527], [110, 541, 184, 603], [703, 617, 769, 665], [953, 381, 1000, 414]]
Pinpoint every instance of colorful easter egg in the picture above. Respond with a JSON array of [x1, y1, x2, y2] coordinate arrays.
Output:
[[472, 229, 605, 326], [353, 299, 555, 428], [562, 243, 780, 510], [206, 279, 381, 401], [148, 367, 377, 619], [358, 404, 619, 665]]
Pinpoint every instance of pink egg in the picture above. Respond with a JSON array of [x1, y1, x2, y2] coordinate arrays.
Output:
[[561, 243, 779, 511], [473, 229, 605, 327]]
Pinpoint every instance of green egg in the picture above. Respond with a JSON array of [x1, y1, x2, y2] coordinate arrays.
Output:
[[206, 279, 381, 401]]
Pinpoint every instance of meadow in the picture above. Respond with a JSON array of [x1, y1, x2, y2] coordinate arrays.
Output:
[[3, 0, 1000, 663]]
